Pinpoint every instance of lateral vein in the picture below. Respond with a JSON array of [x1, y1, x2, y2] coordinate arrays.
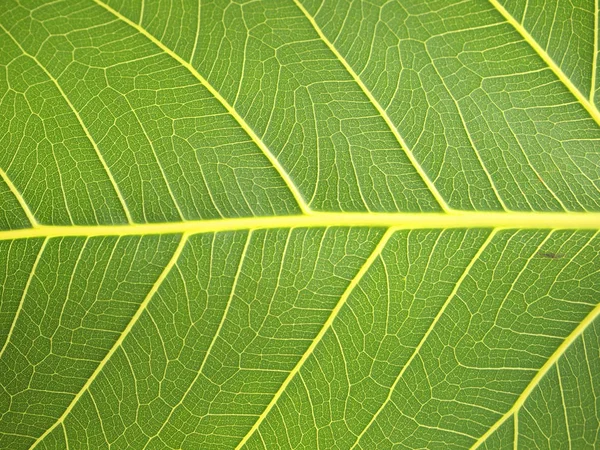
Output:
[[93, 0, 310, 215], [30, 234, 189, 448], [592, 0, 598, 103], [235, 228, 396, 449], [488, 0, 600, 128], [142, 230, 253, 447], [0, 165, 38, 227], [293, 0, 451, 212], [350, 229, 498, 448], [471, 294, 600, 449], [0, 238, 47, 359], [0, 24, 134, 225]]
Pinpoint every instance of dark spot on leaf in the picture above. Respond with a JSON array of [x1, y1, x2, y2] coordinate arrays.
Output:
[[536, 252, 565, 259]]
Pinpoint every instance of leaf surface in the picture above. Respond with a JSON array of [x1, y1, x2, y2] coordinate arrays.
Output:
[[0, 0, 599, 448]]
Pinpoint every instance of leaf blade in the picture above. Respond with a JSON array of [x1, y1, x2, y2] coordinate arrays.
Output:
[[1, 0, 599, 448]]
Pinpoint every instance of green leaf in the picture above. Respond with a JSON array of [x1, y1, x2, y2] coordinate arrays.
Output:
[[1, 0, 599, 448]]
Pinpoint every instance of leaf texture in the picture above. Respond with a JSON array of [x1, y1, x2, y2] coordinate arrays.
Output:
[[0, 0, 599, 449]]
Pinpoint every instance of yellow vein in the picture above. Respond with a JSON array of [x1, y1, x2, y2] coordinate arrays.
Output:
[[471, 298, 600, 449], [293, 0, 451, 212], [514, 410, 519, 449], [235, 228, 395, 449], [190, 0, 201, 66], [0, 25, 134, 225], [93, 0, 310, 215], [143, 230, 253, 448], [0, 238, 47, 359], [0, 165, 38, 227], [593, 0, 599, 104], [61, 423, 69, 450], [488, 0, 600, 127], [139, 0, 145, 25], [2, 211, 600, 241], [351, 229, 497, 448], [30, 234, 188, 449]]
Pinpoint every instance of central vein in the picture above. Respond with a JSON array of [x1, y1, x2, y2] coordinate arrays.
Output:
[[2, 211, 600, 240]]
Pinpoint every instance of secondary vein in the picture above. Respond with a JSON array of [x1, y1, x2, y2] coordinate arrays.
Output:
[[0, 165, 38, 227], [489, 0, 600, 128], [0, 238, 47, 359], [471, 297, 600, 448], [93, 0, 311, 215], [29, 234, 189, 449], [234, 227, 396, 449], [350, 229, 497, 448], [293, 0, 452, 212], [0, 24, 134, 225]]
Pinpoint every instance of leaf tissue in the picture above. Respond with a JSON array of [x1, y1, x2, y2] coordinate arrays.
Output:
[[1, 0, 599, 448]]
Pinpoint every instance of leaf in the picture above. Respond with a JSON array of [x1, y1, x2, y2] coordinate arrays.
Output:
[[0, 0, 599, 448]]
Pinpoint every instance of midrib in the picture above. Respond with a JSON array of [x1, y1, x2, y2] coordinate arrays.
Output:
[[2, 211, 600, 240]]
